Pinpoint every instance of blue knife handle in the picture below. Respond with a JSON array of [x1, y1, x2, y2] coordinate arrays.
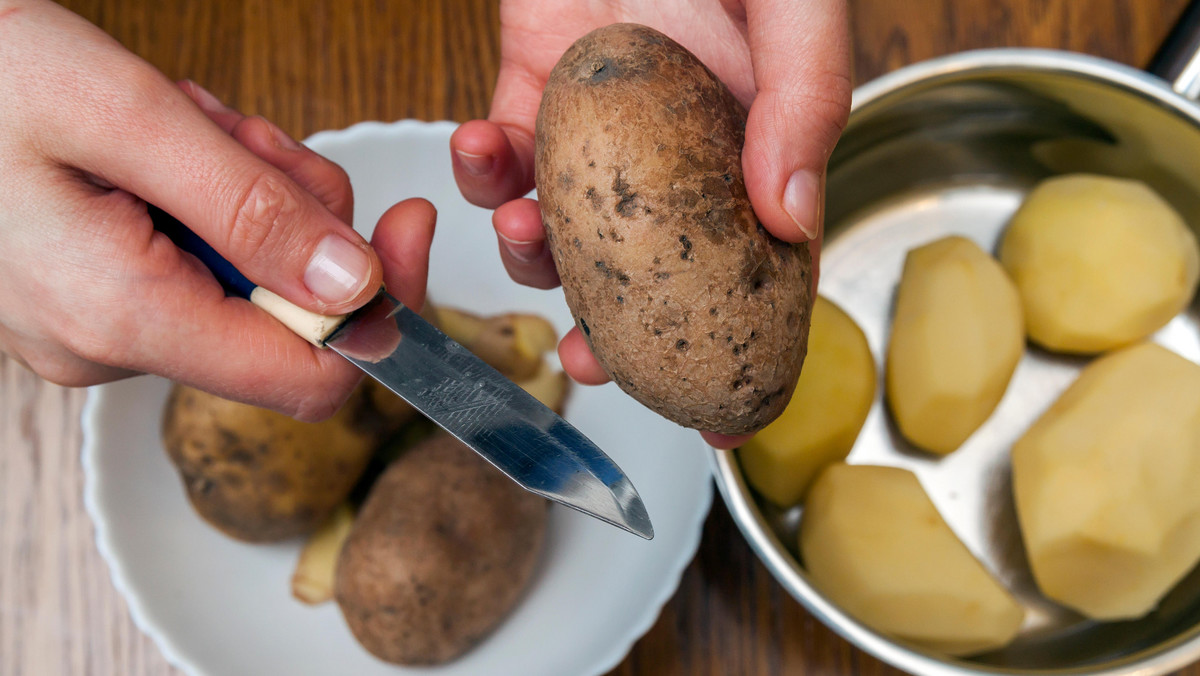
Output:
[[149, 205, 349, 346], [150, 206, 257, 299]]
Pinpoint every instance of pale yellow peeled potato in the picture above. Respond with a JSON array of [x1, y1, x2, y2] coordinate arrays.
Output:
[[886, 236, 1025, 455], [999, 174, 1199, 354], [800, 463, 1025, 656], [738, 297, 876, 507], [1011, 342, 1200, 620]]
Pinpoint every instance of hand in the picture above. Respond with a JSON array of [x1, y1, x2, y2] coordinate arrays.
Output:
[[449, 0, 850, 447], [0, 1, 435, 420]]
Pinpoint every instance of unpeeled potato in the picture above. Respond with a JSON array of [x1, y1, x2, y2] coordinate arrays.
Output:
[[801, 463, 1025, 656], [999, 174, 1200, 354], [739, 297, 876, 507], [886, 235, 1024, 455], [1011, 342, 1200, 620]]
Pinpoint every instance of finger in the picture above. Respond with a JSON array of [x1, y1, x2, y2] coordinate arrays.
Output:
[[370, 198, 437, 313], [742, 0, 851, 243], [176, 80, 245, 133], [702, 430, 754, 450], [493, 198, 560, 289], [558, 327, 610, 385], [229, 115, 354, 224], [46, 60, 380, 316], [450, 61, 542, 208], [35, 185, 362, 420]]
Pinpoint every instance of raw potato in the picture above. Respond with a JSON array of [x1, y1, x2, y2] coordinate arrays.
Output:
[[999, 174, 1200, 354], [335, 434, 548, 665], [739, 297, 876, 507], [1011, 342, 1200, 620], [536, 23, 812, 435], [291, 504, 355, 605], [435, 307, 558, 381], [161, 383, 385, 542], [886, 236, 1024, 455], [801, 463, 1025, 656]]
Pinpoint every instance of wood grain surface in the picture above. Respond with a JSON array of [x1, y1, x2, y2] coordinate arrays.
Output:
[[0, 0, 1193, 674]]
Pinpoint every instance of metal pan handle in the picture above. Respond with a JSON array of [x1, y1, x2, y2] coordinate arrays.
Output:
[[1148, 0, 1200, 98]]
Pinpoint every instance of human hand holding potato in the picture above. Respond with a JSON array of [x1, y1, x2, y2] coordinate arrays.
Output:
[[450, 0, 851, 446]]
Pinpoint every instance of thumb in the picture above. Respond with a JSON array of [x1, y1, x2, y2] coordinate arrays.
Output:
[[57, 69, 380, 315], [743, 0, 851, 243]]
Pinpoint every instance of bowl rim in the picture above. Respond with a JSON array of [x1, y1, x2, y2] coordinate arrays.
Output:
[[711, 46, 1200, 676]]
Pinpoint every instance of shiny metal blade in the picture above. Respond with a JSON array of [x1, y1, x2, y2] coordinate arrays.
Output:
[[326, 293, 654, 540]]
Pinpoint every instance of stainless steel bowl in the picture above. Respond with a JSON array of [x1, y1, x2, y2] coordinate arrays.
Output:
[[710, 38, 1200, 676]]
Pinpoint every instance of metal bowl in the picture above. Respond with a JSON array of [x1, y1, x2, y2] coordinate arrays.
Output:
[[711, 47, 1200, 676]]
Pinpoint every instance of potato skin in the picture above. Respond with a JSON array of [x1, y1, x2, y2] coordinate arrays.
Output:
[[161, 384, 383, 542], [535, 24, 812, 434], [334, 434, 547, 665]]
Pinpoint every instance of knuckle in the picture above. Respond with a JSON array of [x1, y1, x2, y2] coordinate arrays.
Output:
[[226, 172, 302, 260], [22, 347, 102, 387], [57, 320, 124, 370]]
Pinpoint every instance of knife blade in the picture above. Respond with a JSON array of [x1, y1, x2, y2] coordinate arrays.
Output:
[[151, 206, 653, 539]]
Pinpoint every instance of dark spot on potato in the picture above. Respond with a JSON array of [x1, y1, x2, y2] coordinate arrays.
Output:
[[596, 228, 604, 239], [616, 295, 624, 304], [709, 307, 718, 316], [594, 260, 630, 285], [653, 328, 662, 336], [679, 235, 693, 260], [654, 271, 670, 281], [500, 324, 515, 337], [609, 229, 624, 242], [266, 471, 291, 492], [579, 317, 590, 336], [751, 273, 773, 293], [612, 170, 639, 217], [558, 171, 575, 190], [190, 475, 214, 495], [753, 387, 787, 413], [586, 58, 616, 82], [675, 339, 689, 351], [586, 186, 602, 211], [588, 160, 596, 167], [573, 237, 583, 250], [708, 331, 716, 340], [229, 448, 254, 466], [722, 173, 734, 184]]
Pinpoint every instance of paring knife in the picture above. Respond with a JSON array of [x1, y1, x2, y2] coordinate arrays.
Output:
[[150, 206, 653, 540]]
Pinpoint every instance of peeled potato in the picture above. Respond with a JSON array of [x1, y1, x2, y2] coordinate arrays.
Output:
[[801, 463, 1025, 656], [999, 174, 1200, 354], [1011, 342, 1200, 620], [886, 236, 1024, 455], [738, 297, 876, 507]]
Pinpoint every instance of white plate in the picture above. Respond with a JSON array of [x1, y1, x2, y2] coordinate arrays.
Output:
[[81, 120, 712, 676]]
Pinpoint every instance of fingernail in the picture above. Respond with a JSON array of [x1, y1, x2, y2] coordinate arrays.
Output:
[[304, 234, 371, 304], [187, 81, 233, 115], [498, 233, 544, 263], [783, 169, 822, 240], [260, 117, 303, 151], [455, 150, 494, 177]]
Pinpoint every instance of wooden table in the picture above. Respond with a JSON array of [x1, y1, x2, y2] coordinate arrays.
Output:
[[1, 1, 1193, 674]]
